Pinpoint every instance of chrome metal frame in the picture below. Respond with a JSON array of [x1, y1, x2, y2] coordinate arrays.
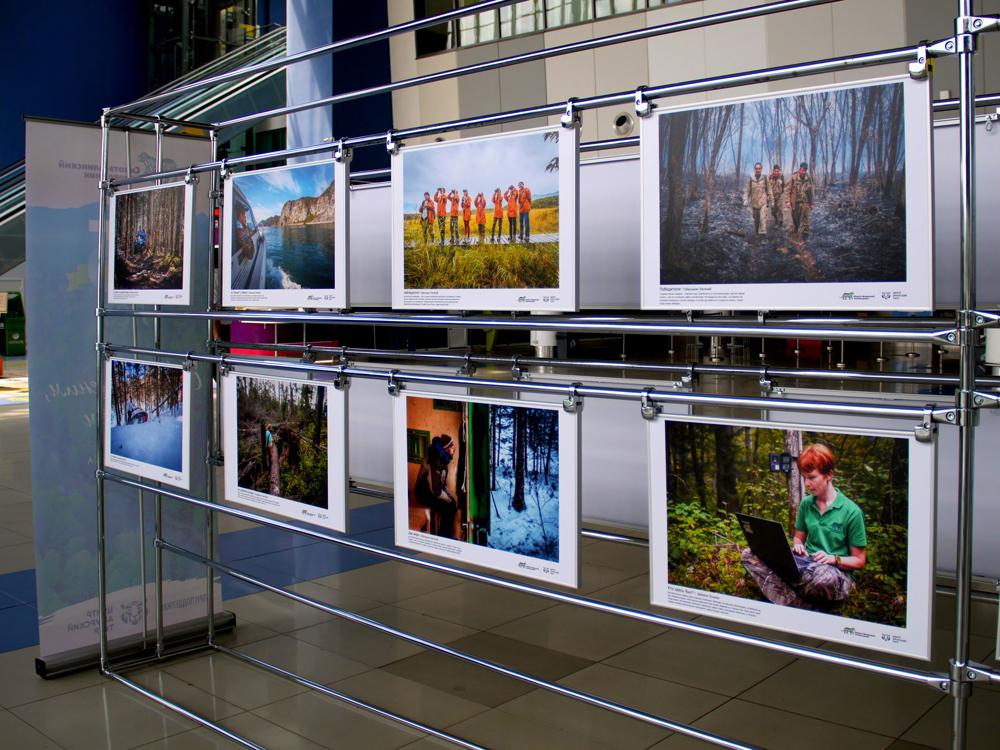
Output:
[[89, 2, 1000, 748]]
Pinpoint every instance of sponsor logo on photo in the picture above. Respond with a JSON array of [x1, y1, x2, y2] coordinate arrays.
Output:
[[518, 561, 539, 572], [307, 295, 321, 301], [840, 291, 875, 301], [517, 295, 540, 303], [301, 509, 316, 518], [841, 626, 876, 639]]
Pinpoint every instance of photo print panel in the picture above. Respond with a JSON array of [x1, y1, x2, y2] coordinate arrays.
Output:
[[107, 181, 194, 305], [391, 124, 580, 311], [104, 358, 191, 489], [222, 156, 350, 309], [223, 370, 348, 533], [393, 390, 580, 587], [640, 75, 933, 311], [647, 415, 935, 659]]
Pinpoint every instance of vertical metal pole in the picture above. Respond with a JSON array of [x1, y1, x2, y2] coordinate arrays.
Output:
[[124, 127, 150, 651], [206, 129, 219, 646], [953, 2, 977, 748], [153, 120, 165, 658], [95, 114, 112, 672]]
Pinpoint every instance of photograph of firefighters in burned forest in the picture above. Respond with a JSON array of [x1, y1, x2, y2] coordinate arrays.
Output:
[[108, 360, 184, 472], [113, 185, 186, 290], [664, 423, 909, 627], [235, 375, 328, 508], [406, 396, 560, 562], [401, 130, 562, 290], [657, 81, 907, 286]]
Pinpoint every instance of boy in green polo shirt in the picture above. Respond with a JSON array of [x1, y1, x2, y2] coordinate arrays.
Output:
[[742, 442, 867, 608]]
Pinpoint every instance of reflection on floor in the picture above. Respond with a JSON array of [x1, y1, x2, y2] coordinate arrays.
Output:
[[0, 354, 997, 749]]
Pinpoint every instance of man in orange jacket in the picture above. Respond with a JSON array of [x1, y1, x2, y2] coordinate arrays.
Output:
[[461, 189, 472, 243], [448, 189, 460, 244], [474, 191, 487, 244], [491, 187, 504, 244], [505, 184, 518, 242], [517, 180, 532, 243], [434, 187, 447, 245]]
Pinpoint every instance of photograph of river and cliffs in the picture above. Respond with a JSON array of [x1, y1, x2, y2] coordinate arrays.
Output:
[[657, 81, 907, 286], [230, 161, 336, 290], [113, 184, 186, 290], [235, 374, 329, 508]]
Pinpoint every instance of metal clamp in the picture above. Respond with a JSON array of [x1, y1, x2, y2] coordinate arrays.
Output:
[[759, 367, 773, 393], [184, 164, 198, 185], [973, 391, 1000, 409], [511, 355, 523, 381], [387, 369, 402, 396], [301, 344, 317, 365], [219, 157, 231, 180], [634, 86, 652, 118], [959, 14, 1000, 35], [946, 660, 974, 699], [218, 356, 233, 377], [96, 342, 110, 359], [457, 352, 477, 377], [338, 345, 350, 365], [560, 98, 581, 128], [914, 407, 935, 443], [971, 310, 1000, 328], [562, 383, 582, 413], [640, 388, 660, 420], [99, 179, 115, 193], [908, 44, 933, 79], [386, 130, 399, 156], [333, 366, 349, 391], [757, 310, 768, 324], [205, 451, 224, 467], [182, 352, 196, 372], [334, 139, 351, 163], [675, 364, 696, 390]]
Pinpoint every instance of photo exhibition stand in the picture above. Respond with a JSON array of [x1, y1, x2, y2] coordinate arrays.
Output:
[[88, 2, 1000, 749]]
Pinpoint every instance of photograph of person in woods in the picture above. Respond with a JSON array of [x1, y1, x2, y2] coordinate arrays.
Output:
[[113, 184, 187, 291], [656, 80, 908, 286], [405, 396, 560, 562], [663, 423, 909, 627], [235, 375, 328, 508], [740, 443, 867, 609], [108, 359, 185, 473], [399, 129, 562, 290]]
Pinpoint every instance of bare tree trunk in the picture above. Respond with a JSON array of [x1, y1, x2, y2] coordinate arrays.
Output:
[[784, 430, 804, 532]]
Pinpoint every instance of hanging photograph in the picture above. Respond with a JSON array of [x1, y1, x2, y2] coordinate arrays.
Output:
[[223, 370, 348, 533], [222, 156, 350, 309], [391, 124, 579, 311], [104, 357, 191, 489], [393, 391, 580, 587], [640, 75, 933, 311], [647, 415, 935, 659], [107, 181, 193, 305]]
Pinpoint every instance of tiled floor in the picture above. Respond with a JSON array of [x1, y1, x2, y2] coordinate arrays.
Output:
[[0, 355, 998, 749]]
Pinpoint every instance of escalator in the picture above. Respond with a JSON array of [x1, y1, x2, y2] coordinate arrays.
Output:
[[0, 24, 287, 282]]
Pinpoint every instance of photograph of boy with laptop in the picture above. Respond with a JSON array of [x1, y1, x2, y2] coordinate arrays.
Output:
[[664, 424, 908, 628]]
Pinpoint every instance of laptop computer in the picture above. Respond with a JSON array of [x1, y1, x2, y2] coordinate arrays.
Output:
[[733, 512, 812, 585]]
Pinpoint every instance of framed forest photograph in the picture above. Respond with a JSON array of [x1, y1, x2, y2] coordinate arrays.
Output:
[[393, 390, 580, 587], [640, 75, 933, 311], [391, 125, 579, 311], [223, 371, 348, 533], [108, 181, 193, 305], [647, 415, 935, 659], [104, 357, 191, 489], [222, 157, 350, 309]]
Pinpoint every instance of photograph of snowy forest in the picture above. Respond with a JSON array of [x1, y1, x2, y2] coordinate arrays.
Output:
[[656, 80, 907, 286], [108, 360, 184, 473], [663, 423, 909, 627], [400, 129, 562, 290], [405, 396, 560, 562], [235, 375, 328, 508], [113, 184, 187, 290]]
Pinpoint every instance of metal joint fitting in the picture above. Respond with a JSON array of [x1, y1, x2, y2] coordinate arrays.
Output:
[[511, 355, 523, 381], [759, 367, 773, 393], [386, 130, 399, 155], [914, 407, 936, 443], [386, 369, 402, 396], [301, 345, 317, 365], [334, 140, 350, 163], [947, 660, 975, 698], [457, 353, 477, 377], [640, 388, 660, 420], [909, 44, 932, 79], [184, 165, 198, 185], [560, 98, 580, 128], [181, 353, 196, 372], [634, 86, 652, 118], [338, 345, 350, 365], [562, 383, 582, 413], [218, 158, 230, 180], [334, 367, 349, 391]]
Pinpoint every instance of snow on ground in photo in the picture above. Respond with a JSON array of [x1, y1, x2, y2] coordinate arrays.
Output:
[[488, 421, 560, 562], [110, 408, 183, 471]]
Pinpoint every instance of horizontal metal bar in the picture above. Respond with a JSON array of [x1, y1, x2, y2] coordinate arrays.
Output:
[[109, 43, 924, 187], [105, 670, 265, 750], [215, 645, 486, 749], [105, 0, 521, 117], [165, 542, 755, 750], [101, 309, 957, 345], [101, 471, 944, 690], [933, 92, 1000, 111], [216, 0, 839, 131], [110, 112, 216, 131], [215, 340, 996, 389], [105, 344, 936, 419]]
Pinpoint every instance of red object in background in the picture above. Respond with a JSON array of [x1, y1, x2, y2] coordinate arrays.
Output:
[[784, 338, 822, 364], [229, 321, 337, 358]]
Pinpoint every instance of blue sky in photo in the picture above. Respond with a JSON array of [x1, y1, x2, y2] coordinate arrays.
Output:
[[234, 162, 335, 223], [402, 130, 560, 209]]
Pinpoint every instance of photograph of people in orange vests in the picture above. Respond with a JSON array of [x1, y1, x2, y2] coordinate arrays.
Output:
[[400, 129, 562, 290]]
